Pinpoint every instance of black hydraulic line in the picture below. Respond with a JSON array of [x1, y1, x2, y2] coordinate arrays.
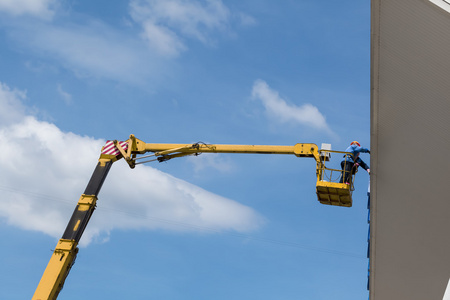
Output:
[[62, 160, 113, 242]]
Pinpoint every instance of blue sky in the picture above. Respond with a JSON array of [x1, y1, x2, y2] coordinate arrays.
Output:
[[0, 1, 371, 299]]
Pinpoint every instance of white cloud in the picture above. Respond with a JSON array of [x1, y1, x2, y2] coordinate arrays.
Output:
[[0, 0, 55, 19], [0, 82, 265, 246], [251, 80, 332, 133], [129, 0, 232, 56]]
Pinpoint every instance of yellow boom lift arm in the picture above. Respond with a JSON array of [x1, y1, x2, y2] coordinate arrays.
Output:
[[32, 134, 354, 300]]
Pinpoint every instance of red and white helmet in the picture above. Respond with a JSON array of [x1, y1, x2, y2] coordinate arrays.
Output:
[[351, 141, 361, 147]]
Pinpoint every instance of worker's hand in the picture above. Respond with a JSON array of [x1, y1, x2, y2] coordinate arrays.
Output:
[[367, 169, 370, 174], [367, 150, 371, 154]]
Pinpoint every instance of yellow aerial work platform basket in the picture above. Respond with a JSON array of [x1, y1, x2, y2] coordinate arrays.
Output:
[[315, 149, 356, 207]]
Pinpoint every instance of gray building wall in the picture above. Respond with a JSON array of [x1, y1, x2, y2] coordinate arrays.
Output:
[[370, 0, 450, 299]]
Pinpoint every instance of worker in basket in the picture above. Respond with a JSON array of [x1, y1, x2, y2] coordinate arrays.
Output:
[[340, 141, 370, 185]]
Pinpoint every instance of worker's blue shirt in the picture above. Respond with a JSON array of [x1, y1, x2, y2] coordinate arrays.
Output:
[[342, 144, 370, 170]]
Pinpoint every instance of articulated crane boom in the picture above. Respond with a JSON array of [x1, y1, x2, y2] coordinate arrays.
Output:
[[32, 134, 354, 300]]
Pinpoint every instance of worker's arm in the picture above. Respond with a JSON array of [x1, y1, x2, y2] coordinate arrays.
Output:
[[356, 157, 370, 172], [353, 145, 370, 154]]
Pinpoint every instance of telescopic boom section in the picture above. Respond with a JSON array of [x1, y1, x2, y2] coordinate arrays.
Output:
[[121, 135, 321, 167], [144, 142, 319, 157], [32, 159, 113, 300], [147, 143, 310, 155]]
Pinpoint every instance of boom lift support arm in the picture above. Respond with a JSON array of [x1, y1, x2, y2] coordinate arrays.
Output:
[[32, 134, 350, 300]]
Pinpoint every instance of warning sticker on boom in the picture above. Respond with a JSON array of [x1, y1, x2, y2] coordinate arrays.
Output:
[[101, 140, 128, 156]]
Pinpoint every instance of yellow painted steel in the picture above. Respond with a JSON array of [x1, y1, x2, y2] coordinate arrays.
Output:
[[316, 181, 353, 207], [77, 194, 97, 211], [128, 135, 317, 157], [32, 239, 78, 300], [33, 195, 97, 300], [314, 149, 355, 207], [126, 135, 353, 207], [33, 135, 355, 299], [144, 143, 297, 155], [125, 136, 354, 206]]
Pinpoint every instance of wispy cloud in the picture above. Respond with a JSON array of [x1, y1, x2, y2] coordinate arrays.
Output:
[[251, 80, 332, 133], [0, 0, 253, 84], [187, 152, 235, 173], [138, 20, 187, 56], [8, 20, 164, 85], [0, 0, 56, 20], [57, 84, 72, 105], [0, 82, 265, 246], [129, 0, 243, 57]]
